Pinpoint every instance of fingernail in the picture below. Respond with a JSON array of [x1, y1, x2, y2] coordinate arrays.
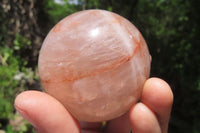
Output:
[[15, 104, 38, 128]]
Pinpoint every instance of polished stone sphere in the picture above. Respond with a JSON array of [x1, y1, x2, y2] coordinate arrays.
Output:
[[38, 9, 151, 122]]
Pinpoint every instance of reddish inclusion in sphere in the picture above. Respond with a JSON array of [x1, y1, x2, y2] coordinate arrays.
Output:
[[39, 10, 151, 122]]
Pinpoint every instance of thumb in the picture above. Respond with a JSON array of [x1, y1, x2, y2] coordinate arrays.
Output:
[[14, 91, 80, 133]]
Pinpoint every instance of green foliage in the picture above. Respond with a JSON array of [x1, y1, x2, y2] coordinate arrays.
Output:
[[0, 44, 35, 132], [0, 25, 35, 133], [134, 0, 200, 132], [44, 0, 80, 26], [5, 114, 32, 133], [6, 124, 28, 133], [0, 47, 35, 133], [13, 34, 31, 51], [0, 0, 79, 132], [85, 0, 99, 9], [0, 47, 18, 118]]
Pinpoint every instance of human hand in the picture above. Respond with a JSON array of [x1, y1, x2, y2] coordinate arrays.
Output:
[[14, 77, 173, 133]]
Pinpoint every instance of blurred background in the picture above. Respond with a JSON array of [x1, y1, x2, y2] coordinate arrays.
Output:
[[0, 0, 200, 132]]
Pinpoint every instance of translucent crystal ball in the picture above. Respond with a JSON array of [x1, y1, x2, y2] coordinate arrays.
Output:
[[38, 10, 151, 122]]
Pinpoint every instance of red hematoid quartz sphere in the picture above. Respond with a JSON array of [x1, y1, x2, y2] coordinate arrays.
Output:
[[38, 10, 151, 122]]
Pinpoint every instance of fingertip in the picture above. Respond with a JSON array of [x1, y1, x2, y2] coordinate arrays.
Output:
[[129, 103, 161, 133], [14, 91, 30, 108], [142, 77, 173, 108], [15, 91, 40, 109], [141, 77, 173, 133], [14, 91, 41, 128]]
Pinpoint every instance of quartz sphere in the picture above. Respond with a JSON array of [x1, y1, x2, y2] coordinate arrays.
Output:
[[38, 9, 151, 122]]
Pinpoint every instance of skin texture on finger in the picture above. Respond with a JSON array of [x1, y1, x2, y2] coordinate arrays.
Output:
[[141, 78, 173, 133], [129, 103, 161, 133], [14, 91, 80, 133], [104, 112, 131, 133]]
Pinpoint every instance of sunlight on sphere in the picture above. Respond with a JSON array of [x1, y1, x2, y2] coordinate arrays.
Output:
[[38, 10, 151, 122]]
